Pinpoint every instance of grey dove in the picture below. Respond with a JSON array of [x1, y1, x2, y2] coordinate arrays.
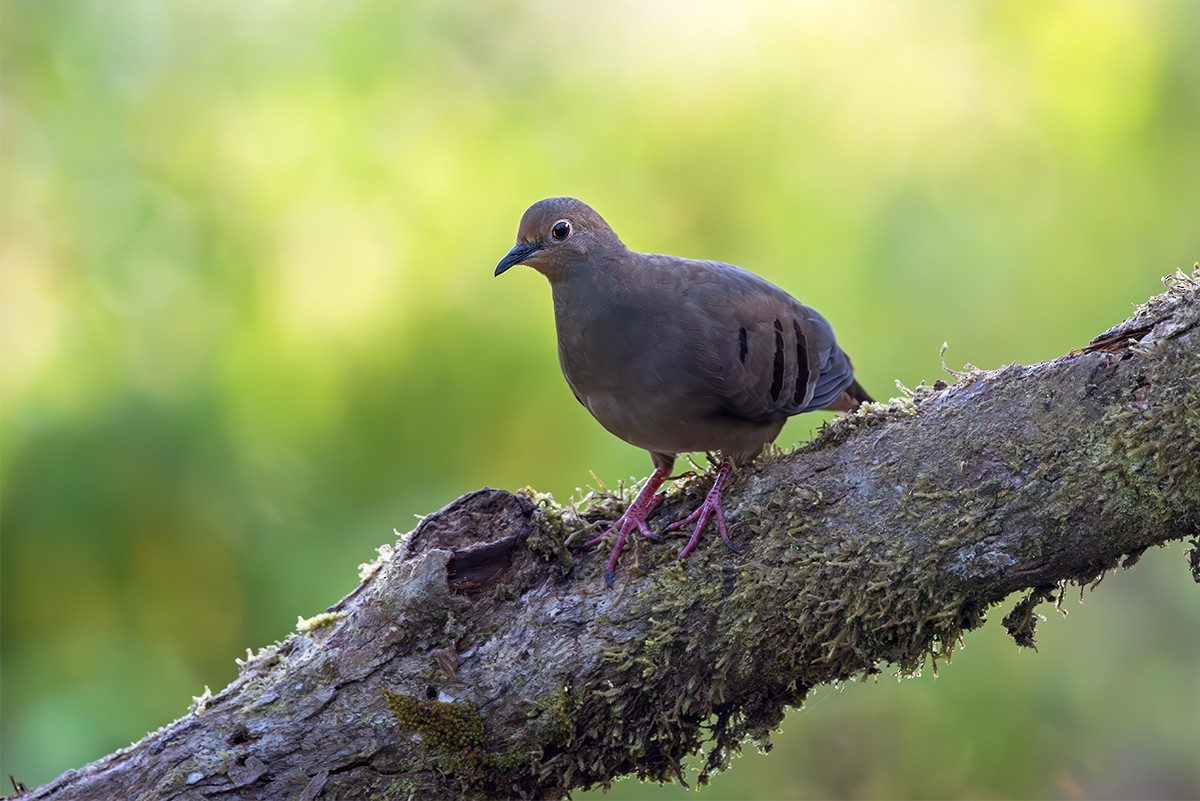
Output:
[[495, 197, 872, 584]]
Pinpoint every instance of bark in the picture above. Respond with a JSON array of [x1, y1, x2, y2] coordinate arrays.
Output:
[[21, 271, 1200, 801]]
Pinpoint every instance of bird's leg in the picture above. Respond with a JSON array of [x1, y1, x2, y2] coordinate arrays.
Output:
[[585, 465, 670, 586], [666, 459, 737, 559]]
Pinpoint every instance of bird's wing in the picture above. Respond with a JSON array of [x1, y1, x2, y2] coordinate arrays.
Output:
[[674, 259, 858, 424]]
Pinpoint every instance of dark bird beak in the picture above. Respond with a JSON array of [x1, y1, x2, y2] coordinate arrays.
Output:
[[494, 241, 544, 276]]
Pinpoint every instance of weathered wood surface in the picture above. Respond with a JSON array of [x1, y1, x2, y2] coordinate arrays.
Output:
[[23, 271, 1200, 801]]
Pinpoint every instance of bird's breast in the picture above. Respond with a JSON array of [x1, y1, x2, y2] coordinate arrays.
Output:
[[554, 309, 751, 455]]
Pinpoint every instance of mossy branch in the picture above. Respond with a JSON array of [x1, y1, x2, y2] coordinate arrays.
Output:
[[22, 271, 1200, 801]]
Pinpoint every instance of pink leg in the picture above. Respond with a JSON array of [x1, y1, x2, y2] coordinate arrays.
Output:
[[585, 466, 670, 586], [666, 459, 737, 559]]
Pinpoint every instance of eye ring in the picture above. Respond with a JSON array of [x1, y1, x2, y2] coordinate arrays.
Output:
[[550, 219, 572, 241]]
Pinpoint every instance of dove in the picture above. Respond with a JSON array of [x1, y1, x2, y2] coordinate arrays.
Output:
[[495, 198, 871, 584]]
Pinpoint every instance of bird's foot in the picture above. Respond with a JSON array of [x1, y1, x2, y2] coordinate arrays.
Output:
[[666, 459, 737, 559], [585, 467, 670, 586]]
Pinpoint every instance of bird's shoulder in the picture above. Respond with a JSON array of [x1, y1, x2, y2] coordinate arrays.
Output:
[[628, 252, 790, 308], [630, 252, 808, 326], [630, 252, 853, 422]]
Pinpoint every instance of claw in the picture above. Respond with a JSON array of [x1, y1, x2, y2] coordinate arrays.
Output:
[[587, 466, 671, 585], [667, 459, 736, 559], [583, 528, 610, 549]]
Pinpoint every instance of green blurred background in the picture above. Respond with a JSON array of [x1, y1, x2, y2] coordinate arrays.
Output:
[[2, 1, 1198, 797]]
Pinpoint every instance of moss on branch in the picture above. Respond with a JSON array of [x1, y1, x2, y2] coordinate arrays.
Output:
[[26, 270, 1200, 801]]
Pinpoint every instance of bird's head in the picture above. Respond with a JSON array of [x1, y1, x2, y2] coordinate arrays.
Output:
[[494, 197, 623, 282]]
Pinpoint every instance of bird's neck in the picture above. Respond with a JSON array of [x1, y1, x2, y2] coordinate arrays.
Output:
[[549, 272, 602, 335], [547, 255, 628, 346]]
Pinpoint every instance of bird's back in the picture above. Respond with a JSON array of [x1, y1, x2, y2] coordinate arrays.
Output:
[[550, 252, 863, 462]]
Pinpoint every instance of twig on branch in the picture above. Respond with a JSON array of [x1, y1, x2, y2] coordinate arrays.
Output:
[[21, 270, 1200, 801]]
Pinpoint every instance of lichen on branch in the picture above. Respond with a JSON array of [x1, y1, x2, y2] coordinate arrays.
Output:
[[24, 269, 1200, 801]]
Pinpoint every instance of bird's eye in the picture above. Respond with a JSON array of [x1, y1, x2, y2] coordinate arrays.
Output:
[[550, 220, 572, 241]]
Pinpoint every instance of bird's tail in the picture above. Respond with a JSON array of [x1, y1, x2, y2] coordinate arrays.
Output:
[[824, 378, 874, 413], [845, 378, 874, 406]]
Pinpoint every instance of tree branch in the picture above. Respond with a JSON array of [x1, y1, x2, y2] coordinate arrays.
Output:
[[24, 271, 1200, 801]]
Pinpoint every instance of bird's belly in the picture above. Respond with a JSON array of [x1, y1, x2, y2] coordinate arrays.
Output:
[[558, 308, 782, 459], [581, 389, 782, 461], [583, 391, 692, 452]]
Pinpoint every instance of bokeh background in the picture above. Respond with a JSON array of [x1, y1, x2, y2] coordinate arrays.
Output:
[[2, 1, 1198, 798]]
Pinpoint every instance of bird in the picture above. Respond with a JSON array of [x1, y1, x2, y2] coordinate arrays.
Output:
[[494, 198, 872, 585]]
